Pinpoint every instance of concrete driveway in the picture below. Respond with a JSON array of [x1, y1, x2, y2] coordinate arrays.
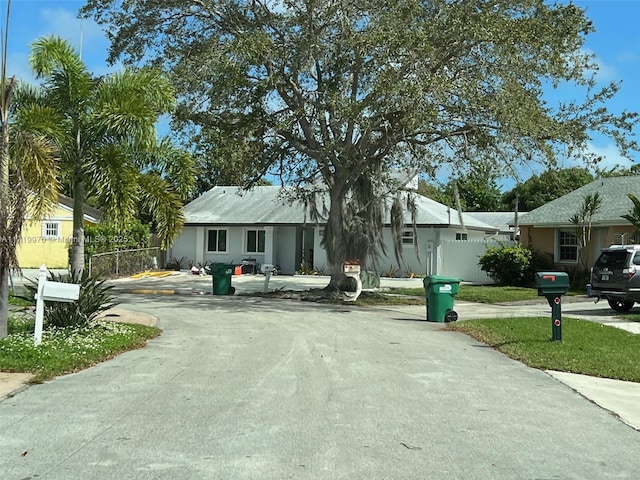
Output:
[[1, 293, 639, 480]]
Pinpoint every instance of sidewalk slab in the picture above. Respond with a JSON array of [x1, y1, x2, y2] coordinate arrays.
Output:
[[547, 370, 640, 431], [0, 373, 33, 400]]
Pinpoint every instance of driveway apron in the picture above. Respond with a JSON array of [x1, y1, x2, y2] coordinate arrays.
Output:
[[1, 294, 639, 480]]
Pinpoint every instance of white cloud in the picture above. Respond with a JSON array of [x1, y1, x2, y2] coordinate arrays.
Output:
[[583, 142, 636, 171], [582, 48, 618, 84], [38, 7, 116, 74], [39, 7, 106, 49]]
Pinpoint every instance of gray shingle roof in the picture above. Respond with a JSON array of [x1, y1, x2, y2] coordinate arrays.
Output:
[[57, 193, 102, 222], [184, 186, 499, 231], [518, 175, 640, 227]]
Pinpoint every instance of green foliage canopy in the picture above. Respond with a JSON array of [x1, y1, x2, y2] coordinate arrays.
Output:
[[82, 0, 639, 279], [502, 167, 595, 211]]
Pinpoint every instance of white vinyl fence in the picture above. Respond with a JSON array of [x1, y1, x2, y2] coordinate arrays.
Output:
[[439, 240, 515, 284]]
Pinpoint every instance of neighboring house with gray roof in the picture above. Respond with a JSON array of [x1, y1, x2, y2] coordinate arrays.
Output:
[[169, 184, 504, 276], [518, 175, 640, 269]]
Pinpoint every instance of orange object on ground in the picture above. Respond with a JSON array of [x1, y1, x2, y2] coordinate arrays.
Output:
[[234, 265, 242, 275]]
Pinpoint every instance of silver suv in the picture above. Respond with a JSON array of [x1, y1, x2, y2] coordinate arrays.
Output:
[[591, 245, 640, 312]]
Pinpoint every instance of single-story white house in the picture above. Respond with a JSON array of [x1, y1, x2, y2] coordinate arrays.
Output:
[[169, 184, 507, 278]]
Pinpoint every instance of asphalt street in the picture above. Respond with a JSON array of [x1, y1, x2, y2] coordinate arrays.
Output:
[[1, 292, 640, 480]]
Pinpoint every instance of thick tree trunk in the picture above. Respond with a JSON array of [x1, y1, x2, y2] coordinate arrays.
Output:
[[325, 184, 351, 291]]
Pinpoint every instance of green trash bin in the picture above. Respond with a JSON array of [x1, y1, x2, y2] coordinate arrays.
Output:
[[423, 275, 462, 322], [210, 263, 235, 295], [359, 271, 381, 289]]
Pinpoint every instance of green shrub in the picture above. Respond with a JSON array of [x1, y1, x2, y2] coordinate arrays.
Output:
[[479, 244, 531, 286], [23, 270, 118, 329], [84, 221, 151, 257], [528, 248, 555, 279], [565, 265, 591, 292]]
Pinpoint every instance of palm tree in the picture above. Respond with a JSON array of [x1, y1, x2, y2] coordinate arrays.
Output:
[[570, 193, 603, 250], [621, 193, 640, 241], [29, 36, 189, 274], [87, 137, 196, 249], [0, 2, 62, 337]]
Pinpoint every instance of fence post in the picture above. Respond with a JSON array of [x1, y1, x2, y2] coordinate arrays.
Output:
[[88, 255, 92, 277], [116, 249, 119, 277]]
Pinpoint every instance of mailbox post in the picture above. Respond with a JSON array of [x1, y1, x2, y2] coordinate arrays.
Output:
[[34, 265, 80, 346], [535, 272, 570, 342], [341, 260, 363, 302]]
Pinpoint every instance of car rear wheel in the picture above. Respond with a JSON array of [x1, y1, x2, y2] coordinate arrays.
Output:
[[607, 298, 635, 312]]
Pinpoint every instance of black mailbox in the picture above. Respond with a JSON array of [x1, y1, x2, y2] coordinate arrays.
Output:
[[535, 272, 570, 296], [535, 272, 570, 342]]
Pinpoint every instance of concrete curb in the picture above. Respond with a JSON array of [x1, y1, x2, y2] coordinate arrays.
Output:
[[111, 288, 208, 296]]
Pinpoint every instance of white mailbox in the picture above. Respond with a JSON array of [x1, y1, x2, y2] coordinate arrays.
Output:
[[34, 264, 81, 346], [42, 281, 80, 303], [343, 261, 361, 274]]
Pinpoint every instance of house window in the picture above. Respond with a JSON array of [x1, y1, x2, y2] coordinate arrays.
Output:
[[246, 229, 265, 253], [456, 232, 468, 240], [42, 221, 60, 239], [207, 229, 227, 252], [558, 230, 578, 262], [402, 229, 415, 245]]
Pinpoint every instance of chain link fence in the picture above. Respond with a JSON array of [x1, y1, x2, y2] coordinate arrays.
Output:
[[88, 247, 161, 278]]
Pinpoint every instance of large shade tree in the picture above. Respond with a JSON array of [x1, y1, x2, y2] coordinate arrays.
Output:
[[83, 0, 638, 286], [29, 36, 194, 274], [502, 167, 595, 211], [437, 160, 504, 212]]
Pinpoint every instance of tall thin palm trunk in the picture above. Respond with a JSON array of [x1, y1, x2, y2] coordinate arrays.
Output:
[[71, 161, 85, 275], [0, 119, 9, 337]]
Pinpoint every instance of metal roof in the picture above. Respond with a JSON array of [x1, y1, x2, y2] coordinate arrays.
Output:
[[184, 186, 308, 225], [519, 175, 640, 227], [184, 186, 499, 231], [465, 212, 521, 234]]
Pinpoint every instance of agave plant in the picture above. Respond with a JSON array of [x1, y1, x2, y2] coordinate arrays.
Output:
[[23, 270, 118, 329]]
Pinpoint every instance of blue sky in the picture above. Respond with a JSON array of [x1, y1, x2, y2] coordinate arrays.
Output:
[[3, 0, 639, 187]]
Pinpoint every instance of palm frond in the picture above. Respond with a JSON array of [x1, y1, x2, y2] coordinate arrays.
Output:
[[85, 144, 139, 227], [138, 173, 184, 248]]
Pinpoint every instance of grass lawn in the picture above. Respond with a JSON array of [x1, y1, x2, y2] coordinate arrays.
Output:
[[387, 284, 541, 303], [615, 311, 640, 322], [261, 284, 546, 306], [0, 314, 161, 383], [448, 317, 640, 382], [9, 291, 32, 307]]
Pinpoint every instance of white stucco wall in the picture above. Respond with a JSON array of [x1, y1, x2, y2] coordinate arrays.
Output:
[[169, 227, 197, 266], [171, 224, 492, 278]]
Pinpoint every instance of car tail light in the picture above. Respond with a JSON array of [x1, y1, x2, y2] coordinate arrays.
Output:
[[623, 267, 637, 279]]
